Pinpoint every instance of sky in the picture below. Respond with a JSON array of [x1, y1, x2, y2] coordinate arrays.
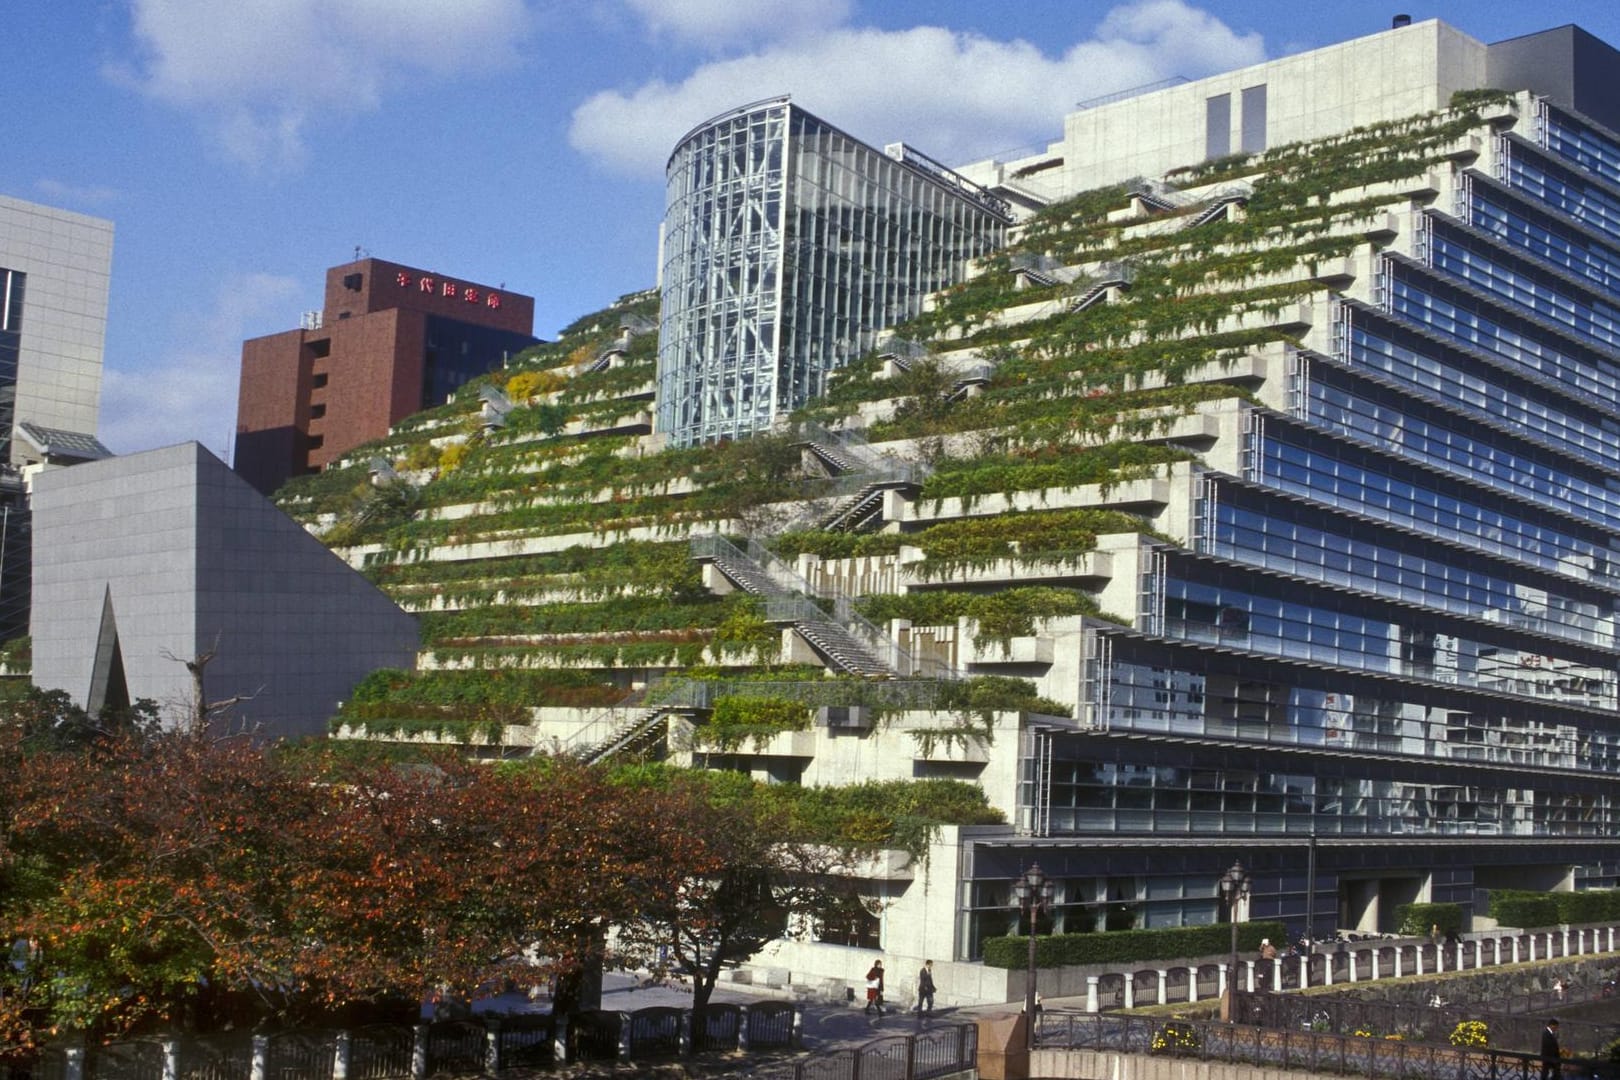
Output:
[[7, 1, 1620, 462]]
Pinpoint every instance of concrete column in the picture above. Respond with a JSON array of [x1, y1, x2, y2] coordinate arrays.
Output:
[[162, 1039, 180, 1080], [1245, 960, 1255, 993], [1563, 930, 1572, 956], [1435, 944, 1444, 973], [1124, 976, 1135, 1010], [1188, 968, 1199, 1004], [1457, 942, 1466, 970], [1217, 966, 1228, 999], [1372, 951, 1381, 980], [1349, 952, 1359, 983], [1608, 927, 1615, 952], [1324, 953, 1334, 987], [1394, 949, 1403, 979], [1157, 969, 1168, 1006], [333, 1031, 351, 1080], [1416, 946, 1425, 976], [1086, 975, 1101, 1014], [1494, 939, 1502, 965], [1529, 936, 1537, 962], [1513, 937, 1521, 964], [1299, 955, 1309, 988], [412, 1026, 429, 1080]]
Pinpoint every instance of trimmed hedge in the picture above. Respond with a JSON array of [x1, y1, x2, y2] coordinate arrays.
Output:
[[1489, 890, 1563, 929], [1394, 902, 1462, 937], [1489, 889, 1620, 927], [982, 920, 1287, 969]]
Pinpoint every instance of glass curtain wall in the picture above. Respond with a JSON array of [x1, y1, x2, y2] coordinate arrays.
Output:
[[658, 98, 1006, 446]]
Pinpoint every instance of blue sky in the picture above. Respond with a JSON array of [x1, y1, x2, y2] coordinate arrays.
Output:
[[7, 0, 1620, 460]]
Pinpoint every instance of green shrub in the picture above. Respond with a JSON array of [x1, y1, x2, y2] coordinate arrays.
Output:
[[1552, 890, 1620, 923], [981, 920, 1286, 969], [1394, 902, 1462, 937], [1488, 890, 1563, 929], [696, 694, 812, 751]]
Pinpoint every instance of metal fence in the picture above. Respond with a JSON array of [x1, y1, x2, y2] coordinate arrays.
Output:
[[1245, 986, 1616, 1055], [3, 1001, 802, 1080], [792, 1023, 977, 1080], [1032, 1010, 1610, 1080]]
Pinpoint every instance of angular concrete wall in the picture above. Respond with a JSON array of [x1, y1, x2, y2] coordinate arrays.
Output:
[[31, 443, 418, 738]]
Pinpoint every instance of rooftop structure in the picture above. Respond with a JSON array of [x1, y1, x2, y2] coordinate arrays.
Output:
[[656, 97, 1008, 446]]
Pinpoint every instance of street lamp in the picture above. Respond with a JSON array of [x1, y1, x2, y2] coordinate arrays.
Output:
[[1013, 862, 1055, 1049], [1218, 860, 1250, 1022]]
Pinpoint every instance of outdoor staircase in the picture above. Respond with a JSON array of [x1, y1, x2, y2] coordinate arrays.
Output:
[[577, 707, 671, 765], [691, 534, 901, 678], [802, 440, 860, 476], [1067, 263, 1136, 313], [819, 482, 886, 532], [1186, 193, 1249, 229]]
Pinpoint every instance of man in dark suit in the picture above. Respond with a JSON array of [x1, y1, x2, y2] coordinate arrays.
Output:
[[1541, 1018, 1561, 1080]]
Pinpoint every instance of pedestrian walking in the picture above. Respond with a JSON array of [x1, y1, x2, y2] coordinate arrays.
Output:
[[1541, 1018, 1561, 1080], [864, 959, 886, 1015], [915, 960, 936, 1015]]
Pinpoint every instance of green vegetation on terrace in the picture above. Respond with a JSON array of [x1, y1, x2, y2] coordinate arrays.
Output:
[[603, 763, 1005, 859]]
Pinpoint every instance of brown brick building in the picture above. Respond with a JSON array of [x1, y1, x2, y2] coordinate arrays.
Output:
[[234, 257, 537, 495]]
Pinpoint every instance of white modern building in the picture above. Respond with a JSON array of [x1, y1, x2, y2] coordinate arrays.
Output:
[[0, 194, 115, 642], [657, 97, 1010, 446], [0, 194, 114, 465]]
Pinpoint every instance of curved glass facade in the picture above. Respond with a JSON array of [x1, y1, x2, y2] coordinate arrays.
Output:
[[657, 98, 1007, 446]]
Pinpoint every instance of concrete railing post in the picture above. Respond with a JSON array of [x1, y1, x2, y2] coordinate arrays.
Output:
[[1123, 976, 1135, 1009], [1435, 943, 1444, 973], [1529, 936, 1537, 962], [1188, 967, 1199, 1004], [1298, 955, 1309, 988], [1372, 951, 1381, 980], [1513, 937, 1521, 964], [552, 1016, 569, 1064], [1324, 952, 1334, 987], [1157, 969, 1168, 1006], [738, 1007, 750, 1052], [64, 1038, 86, 1080], [1394, 949, 1403, 979], [1087, 975, 1101, 1013], [162, 1038, 180, 1080], [251, 1035, 269, 1080], [1349, 951, 1358, 983], [333, 1031, 351, 1080], [679, 1011, 692, 1057], [1245, 959, 1255, 993], [412, 1025, 429, 1080], [792, 1006, 804, 1049], [484, 1018, 501, 1074]]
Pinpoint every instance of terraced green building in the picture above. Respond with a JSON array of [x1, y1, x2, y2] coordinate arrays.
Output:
[[274, 17, 1620, 1004]]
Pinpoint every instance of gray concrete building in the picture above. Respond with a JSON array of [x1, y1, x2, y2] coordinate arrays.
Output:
[[31, 443, 418, 738]]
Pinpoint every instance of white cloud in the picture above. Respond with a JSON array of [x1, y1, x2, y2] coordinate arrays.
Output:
[[570, 0, 1265, 177], [624, 0, 852, 48], [99, 272, 302, 459], [114, 0, 532, 167]]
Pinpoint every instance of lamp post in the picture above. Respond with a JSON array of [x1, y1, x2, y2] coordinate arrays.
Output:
[[1013, 862, 1055, 1049], [1218, 860, 1250, 1022]]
